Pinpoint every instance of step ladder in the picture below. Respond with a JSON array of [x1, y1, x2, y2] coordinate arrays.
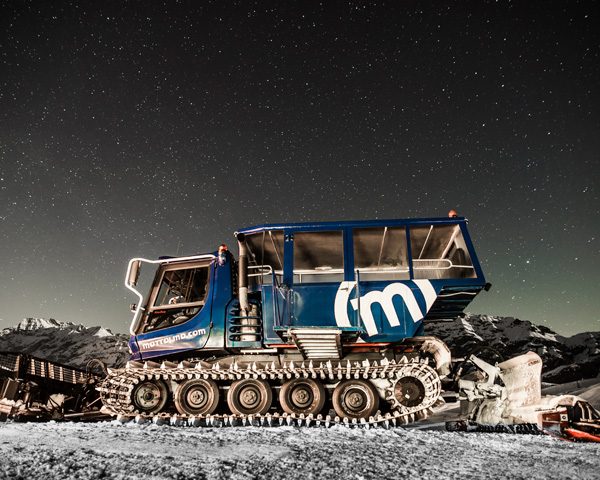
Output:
[[288, 328, 343, 360]]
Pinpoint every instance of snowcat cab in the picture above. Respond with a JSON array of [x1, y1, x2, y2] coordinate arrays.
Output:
[[125, 253, 231, 359]]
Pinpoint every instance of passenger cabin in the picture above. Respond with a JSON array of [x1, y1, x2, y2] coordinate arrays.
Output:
[[236, 216, 487, 349]]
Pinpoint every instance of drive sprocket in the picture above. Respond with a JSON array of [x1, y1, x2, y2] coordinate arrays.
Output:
[[384, 361, 441, 417]]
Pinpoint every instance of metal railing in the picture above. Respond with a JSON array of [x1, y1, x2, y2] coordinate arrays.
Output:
[[412, 258, 474, 270]]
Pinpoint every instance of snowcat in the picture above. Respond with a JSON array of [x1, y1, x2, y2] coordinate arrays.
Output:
[[99, 215, 491, 426]]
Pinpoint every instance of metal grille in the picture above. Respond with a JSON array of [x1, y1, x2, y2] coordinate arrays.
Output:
[[0, 353, 20, 376]]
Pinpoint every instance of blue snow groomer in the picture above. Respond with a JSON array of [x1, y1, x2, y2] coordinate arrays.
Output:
[[114, 214, 488, 421]]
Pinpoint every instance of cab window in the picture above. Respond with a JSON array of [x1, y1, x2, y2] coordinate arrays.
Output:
[[142, 264, 210, 332], [293, 231, 344, 283], [153, 267, 209, 306], [409, 224, 475, 279], [245, 230, 285, 284], [353, 227, 409, 281]]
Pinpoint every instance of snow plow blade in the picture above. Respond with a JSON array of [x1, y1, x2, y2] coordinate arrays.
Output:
[[497, 352, 543, 408], [457, 351, 545, 425]]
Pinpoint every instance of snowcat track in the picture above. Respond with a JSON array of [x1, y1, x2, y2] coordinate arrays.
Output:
[[98, 356, 441, 428], [446, 421, 543, 435]]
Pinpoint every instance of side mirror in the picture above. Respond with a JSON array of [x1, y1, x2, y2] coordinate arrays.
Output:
[[128, 260, 141, 286]]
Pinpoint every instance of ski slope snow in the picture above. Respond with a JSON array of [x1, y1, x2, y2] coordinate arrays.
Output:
[[0, 421, 598, 479]]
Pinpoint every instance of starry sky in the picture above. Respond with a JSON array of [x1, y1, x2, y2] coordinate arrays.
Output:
[[1, 1, 598, 335]]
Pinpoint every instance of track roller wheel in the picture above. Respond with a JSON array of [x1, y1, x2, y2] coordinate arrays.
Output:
[[332, 379, 379, 420], [227, 378, 272, 415], [174, 378, 219, 416], [131, 380, 169, 414], [279, 378, 326, 416]]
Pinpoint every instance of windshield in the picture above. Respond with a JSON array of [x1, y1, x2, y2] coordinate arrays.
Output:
[[139, 260, 212, 333]]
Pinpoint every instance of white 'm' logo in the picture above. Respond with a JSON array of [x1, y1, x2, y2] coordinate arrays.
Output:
[[334, 280, 437, 336]]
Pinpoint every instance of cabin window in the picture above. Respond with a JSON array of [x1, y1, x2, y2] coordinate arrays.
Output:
[[142, 265, 209, 332], [154, 267, 209, 307], [245, 230, 285, 284], [293, 231, 344, 283], [353, 227, 409, 281], [409, 224, 475, 279]]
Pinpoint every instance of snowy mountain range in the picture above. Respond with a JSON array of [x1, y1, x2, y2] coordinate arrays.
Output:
[[0, 318, 130, 369], [0, 315, 598, 384], [425, 314, 600, 383]]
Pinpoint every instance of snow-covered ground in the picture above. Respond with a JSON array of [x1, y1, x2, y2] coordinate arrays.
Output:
[[0, 421, 598, 480], [1, 317, 598, 479]]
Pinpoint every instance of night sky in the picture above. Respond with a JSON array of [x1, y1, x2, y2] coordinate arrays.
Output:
[[1, 1, 598, 335]]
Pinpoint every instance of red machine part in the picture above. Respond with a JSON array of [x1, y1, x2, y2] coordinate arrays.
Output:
[[563, 428, 600, 443], [541, 402, 600, 443]]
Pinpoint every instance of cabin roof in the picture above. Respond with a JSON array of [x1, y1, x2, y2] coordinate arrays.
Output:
[[236, 216, 467, 235]]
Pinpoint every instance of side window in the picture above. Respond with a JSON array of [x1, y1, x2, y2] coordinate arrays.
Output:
[[245, 230, 285, 284], [409, 224, 475, 279], [293, 231, 344, 283], [353, 227, 409, 281], [143, 265, 210, 332]]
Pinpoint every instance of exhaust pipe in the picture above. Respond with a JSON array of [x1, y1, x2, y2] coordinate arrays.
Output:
[[235, 232, 249, 316]]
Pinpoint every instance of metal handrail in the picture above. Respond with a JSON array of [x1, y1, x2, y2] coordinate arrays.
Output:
[[354, 266, 410, 272], [412, 258, 474, 270], [247, 265, 273, 277]]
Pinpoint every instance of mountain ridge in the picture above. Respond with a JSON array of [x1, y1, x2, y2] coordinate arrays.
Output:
[[0, 317, 130, 369], [0, 315, 598, 383], [424, 313, 600, 382]]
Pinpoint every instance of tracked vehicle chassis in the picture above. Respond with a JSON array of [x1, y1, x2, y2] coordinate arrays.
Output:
[[99, 353, 442, 427]]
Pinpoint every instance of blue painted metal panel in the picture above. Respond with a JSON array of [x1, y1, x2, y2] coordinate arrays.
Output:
[[343, 228, 354, 282], [134, 302, 213, 361], [283, 231, 294, 286], [283, 279, 443, 343], [290, 283, 340, 327], [259, 286, 280, 342]]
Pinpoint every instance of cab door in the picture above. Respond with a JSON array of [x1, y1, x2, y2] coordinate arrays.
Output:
[[134, 259, 215, 359]]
